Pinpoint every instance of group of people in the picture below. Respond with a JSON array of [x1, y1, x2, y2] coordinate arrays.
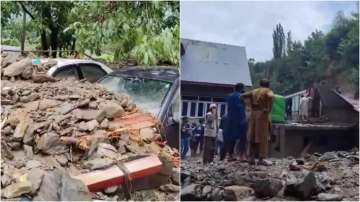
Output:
[[180, 120, 205, 158], [181, 79, 274, 166]]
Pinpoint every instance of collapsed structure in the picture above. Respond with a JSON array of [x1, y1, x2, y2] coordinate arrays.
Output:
[[1, 55, 180, 201]]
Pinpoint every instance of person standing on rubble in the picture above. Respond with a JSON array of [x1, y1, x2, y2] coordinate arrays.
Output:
[[226, 83, 247, 161], [203, 104, 218, 164], [181, 117, 192, 159], [191, 120, 205, 156], [241, 79, 273, 165], [299, 94, 310, 122]]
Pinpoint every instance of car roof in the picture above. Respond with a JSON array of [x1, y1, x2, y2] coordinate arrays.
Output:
[[107, 66, 179, 82], [46, 58, 113, 76]]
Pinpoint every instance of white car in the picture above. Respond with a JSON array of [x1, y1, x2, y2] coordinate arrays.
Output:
[[46, 58, 113, 82]]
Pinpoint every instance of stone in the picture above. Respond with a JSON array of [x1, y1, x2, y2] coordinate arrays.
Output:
[[317, 193, 343, 201], [2, 125, 13, 136], [21, 65, 33, 79], [25, 159, 41, 170], [117, 140, 127, 154], [250, 178, 283, 198], [104, 185, 118, 194], [24, 145, 33, 159], [312, 162, 328, 172], [27, 168, 45, 194], [23, 121, 50, 145], [55, 155, 68, 166], [171, 168, 180, 185], [202, 185, 213, 198], [2, 173, 32, 198], [32, 73, 57, 83], [87, 119, 99, 131], [181, 184, 199, 201], [60, 172, 92, 201], [77, 121, 88, 131], [38, 99, 61, 110], [1, 164, 15, 187], [320, 152, 338, 161], [7, 142, 22, 150], [159, 184, 180, 193], [140, 127, 155, 142], [1, 141, 14, 160], [211, 187, 223, 201], [83, 158, 114, 170], [34, 169, 91, 201], [89, 101, 98, 109], [37, 132, 67, 155], [21, 90, 31, 96], [94, 143, 118, 159], [73, 109, 106, 122], [13, 115, 30, 141], [292, 172, 324, 200], [3, 58, 32, 77], [13, 159, 26, 169], [100, 118, 109, 129], [289, 162, 301, 171], [99, 101, 124, 119], [224, 185, 255, 201]]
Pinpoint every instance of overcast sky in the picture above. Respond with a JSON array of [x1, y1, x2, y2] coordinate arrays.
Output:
[[181, 1, 358, 62]]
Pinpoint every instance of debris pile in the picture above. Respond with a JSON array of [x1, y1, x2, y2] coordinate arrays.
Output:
[[181, 150, 359, 201], [1, 53, 57, 83], [1, 74, 179, 200]]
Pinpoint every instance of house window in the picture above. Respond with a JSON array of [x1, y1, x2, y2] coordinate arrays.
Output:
[[190, 102, 196, 117], [197, 103, 204, 117], [182, 102, 188, 116]]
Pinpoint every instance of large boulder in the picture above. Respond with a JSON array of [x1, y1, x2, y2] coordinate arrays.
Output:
[[3, 58, 32, 77]]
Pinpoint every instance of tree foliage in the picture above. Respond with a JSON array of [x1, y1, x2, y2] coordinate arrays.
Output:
[[272, 23, 286, 59], [1, 1, 179, 66], [249, 12, 359, 96]]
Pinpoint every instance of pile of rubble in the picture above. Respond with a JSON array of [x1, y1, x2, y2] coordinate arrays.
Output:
[[1, 52, 58, 83], [181, 150, 359, 201], [1, 76, 179, 200]]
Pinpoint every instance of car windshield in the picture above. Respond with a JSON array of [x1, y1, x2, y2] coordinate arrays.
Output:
[[99, 75, 171, 115]]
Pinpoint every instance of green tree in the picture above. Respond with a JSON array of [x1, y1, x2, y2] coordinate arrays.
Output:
[[272, 23, 286, 59]]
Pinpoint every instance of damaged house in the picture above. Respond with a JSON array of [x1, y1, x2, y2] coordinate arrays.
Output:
[[272, 80, 359, 157]]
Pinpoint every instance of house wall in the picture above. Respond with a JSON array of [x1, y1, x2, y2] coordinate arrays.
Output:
[[271, 125, 358, 158]]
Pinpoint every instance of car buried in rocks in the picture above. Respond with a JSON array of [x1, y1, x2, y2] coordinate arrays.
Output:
[[98, 67, 180, 149]]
